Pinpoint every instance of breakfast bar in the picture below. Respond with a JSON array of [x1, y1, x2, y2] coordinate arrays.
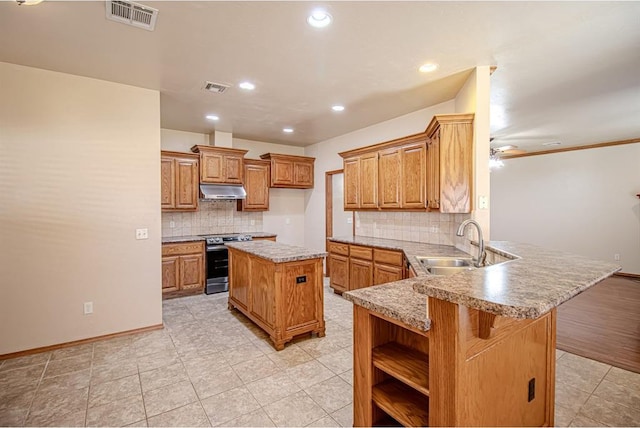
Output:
[[342, 240, 620, 427], [226, 241, 327, 350]]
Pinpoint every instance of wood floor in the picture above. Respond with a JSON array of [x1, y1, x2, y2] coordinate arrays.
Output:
[[557, 275, 640, 374]]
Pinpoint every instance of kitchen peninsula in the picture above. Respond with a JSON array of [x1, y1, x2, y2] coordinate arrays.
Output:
[[338, 238, 620, 427], [226, 241, 327, 350]]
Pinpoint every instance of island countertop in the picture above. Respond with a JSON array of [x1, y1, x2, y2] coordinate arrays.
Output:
[[226, 240, 327, 263], [342, 239, 620, 330]]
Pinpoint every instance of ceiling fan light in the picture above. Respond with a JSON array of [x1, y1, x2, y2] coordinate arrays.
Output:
[[16, 0, 44, 5]]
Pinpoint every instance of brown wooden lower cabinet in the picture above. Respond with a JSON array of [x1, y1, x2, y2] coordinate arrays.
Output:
[[161, 241, 205, 299], [353, 300, 556, 427], [228, 246, 325, 350], [328, 241, 405, 293], [252, 236, 276, 241]]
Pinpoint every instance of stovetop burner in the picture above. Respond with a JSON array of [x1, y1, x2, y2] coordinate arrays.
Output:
[[200, 233, 252, 245]]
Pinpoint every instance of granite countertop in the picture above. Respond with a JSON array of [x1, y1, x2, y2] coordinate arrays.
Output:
[[162, 231, 277, 244], [226, 241, 328, 263], [337, 237, 620, 330]]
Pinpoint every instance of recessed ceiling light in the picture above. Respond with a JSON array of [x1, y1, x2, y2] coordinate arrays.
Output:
[[419, 63, 439, 73], [283, 128, 294, 134], [205, 115, 219, 121], [331, 105, 345, 112], [307, 9, 332, 28], [238, 81, 255, 91], [542, 141, 562, 147]]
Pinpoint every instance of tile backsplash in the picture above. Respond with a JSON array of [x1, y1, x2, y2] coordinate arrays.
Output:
[[162, 200, 263, 237], [354, 211, 472, 249]]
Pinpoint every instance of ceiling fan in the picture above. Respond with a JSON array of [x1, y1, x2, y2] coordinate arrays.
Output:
[[491, 144, 527, 156]]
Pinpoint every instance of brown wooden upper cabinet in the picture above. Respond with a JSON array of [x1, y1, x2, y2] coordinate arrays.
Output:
[[161, 151, 199, 211], [344, 152, 378, 209], [237, 159, 270, 212], [190, 145, 248, 184], [425, 114, 474, 213], [339, 113, 473, 213], [260, 153, 315, 189]]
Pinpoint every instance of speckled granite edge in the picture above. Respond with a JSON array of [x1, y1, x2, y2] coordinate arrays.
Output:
[[412, 241, 621, 319], [343, 281, 431, 332], [226, 241, 327, 263], [161, 231, 277, 244]]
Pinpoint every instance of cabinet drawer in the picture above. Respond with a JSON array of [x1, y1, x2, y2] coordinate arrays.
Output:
[[162, 241, 204, 256], [350, 245, 373, 260], [328, 241, 349, 256], [374, 248, 403, 266]]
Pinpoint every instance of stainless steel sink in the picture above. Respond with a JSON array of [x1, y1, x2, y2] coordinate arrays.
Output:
[[416, 257, 476, 276]]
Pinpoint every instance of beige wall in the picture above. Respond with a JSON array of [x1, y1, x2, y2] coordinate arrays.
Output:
[[160, 128, 208, 152], [0, 62, 162, 355], [491, 144, 640, 274], [454, 66, 492, 254], [303, 100, 458, 252]]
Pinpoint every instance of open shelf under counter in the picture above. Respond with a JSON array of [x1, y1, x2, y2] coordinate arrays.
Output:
[[373, 342, 429, 396], [372, 379, 430, 427]]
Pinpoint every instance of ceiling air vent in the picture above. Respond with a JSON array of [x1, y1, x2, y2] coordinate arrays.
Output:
[[106, 0, 159, 31], [204, 81, 231, 94]]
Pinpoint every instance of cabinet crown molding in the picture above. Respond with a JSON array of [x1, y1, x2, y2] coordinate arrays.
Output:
[[161, 150, 199, 159], [339, 132, 427, 159], [259, 153, 316, 162], [190, 145, 249, 156], [425, 113, 474, 136]]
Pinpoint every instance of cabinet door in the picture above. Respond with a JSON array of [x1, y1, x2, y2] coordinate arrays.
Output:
[[378, 148, 401, 209], [283, 261, 318, 332], [201, 152, 224, 183], [360, 153, 378, 208], [329, 254, 349, 292], [350, 258, 373, 290], [162, 256, 180, 294], [401, 143, 426, 208], [373, 263, 404, 285], [180, 254, 203, 291], [175, 158, 199, 210], [427, 134, 440, 210], [240, 162, 269, 211], [439, 123, 472, 213], [294, 161, 313, 187], [344, 157, 360, 209], [224, 154, 243, 184], [272, 158, 294, 186], [161, 157, 176, 209]]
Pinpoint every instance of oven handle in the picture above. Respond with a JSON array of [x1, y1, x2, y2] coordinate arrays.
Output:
[[206, 245, 228, 252]]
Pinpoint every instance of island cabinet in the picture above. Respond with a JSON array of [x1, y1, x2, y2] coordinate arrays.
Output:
[[328, 241, 405, 294], [162, 241, 205, 299], [237, 159, 270, 211], [353, 301, 556, 427], [161, 151, 199, 211], [227, 241, 326, 350], [191, 145, 248, 184], [425, 114, 474, 213], [260, 153, 315, 189]]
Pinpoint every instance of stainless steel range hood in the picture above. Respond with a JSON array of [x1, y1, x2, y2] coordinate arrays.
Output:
[[200, 184, 246, 200]]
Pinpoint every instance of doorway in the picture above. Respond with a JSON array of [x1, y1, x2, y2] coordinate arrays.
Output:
[[325, 170, 353, 276]]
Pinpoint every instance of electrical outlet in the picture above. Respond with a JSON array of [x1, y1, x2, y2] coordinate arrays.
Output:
[[84, 302, 93, 315], [478, 195, 489, 210], [169, 221, 175, 228], [347, 217, 353, 224], [614, 254, 620, 261], [250, 219, 255, 226], [136, 228, 148, 240], [285, 218, 291, 225]]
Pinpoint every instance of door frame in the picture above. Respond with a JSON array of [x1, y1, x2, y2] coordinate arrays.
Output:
[[325, 169, 355, 276]]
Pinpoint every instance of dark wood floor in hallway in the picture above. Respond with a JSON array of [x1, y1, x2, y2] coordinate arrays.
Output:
[[557, 275, 640, 374]]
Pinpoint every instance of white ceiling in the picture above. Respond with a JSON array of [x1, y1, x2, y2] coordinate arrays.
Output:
[[1, 1, 639, 152]]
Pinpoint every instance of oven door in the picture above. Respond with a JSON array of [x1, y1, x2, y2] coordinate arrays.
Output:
[[205, 245, 229, 294]]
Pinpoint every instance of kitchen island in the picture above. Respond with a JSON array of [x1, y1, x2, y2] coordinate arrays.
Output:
[[342, 240, 620, 427], [226, 241, 327, 350]]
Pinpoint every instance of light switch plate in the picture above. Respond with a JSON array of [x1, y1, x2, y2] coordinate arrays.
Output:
[[478, 195, 489, 210], [136, 228, 149, 240]]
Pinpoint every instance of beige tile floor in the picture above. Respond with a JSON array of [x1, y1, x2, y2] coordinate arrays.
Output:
[[1, 281, 640, 427]]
